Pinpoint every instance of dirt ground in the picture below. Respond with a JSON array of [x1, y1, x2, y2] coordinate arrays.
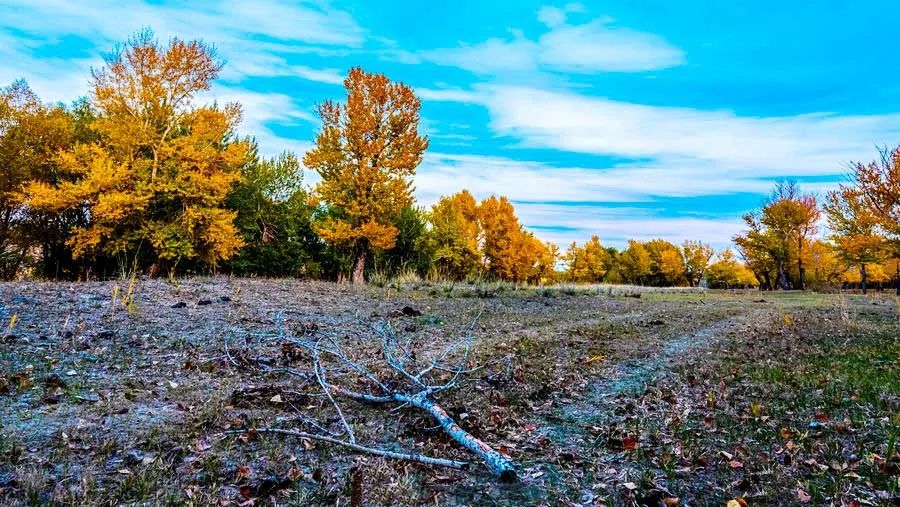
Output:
[[0, 278, 898, 506]]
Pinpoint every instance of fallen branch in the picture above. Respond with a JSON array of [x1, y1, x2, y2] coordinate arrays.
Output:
[[330, 385, 515, 480], [223, 309, 517, 481], [223, 428, 469, 471]]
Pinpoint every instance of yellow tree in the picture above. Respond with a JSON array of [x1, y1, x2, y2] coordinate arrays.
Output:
[[805, 239, 845, 288], [305, 67, 428, 283], [853, 146, 900, 239], [533, 240, 559, 284], [706, 249, 758, 288], [477, 195, 522, 280], [0, 80, 72, 277], [682, 240, 714, 287], [849, 146, 900, 294], [619, 240, 651, 285], [735, 181, 818, 290], [645, 238, 686, 286], [20, 31, 249, 274], [564, 236, 608, 283], [422, 190, 481, 280], [824, 187, 886, 294]]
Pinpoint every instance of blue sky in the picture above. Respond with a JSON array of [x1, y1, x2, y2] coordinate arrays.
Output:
[[3, 1, 900, 249]]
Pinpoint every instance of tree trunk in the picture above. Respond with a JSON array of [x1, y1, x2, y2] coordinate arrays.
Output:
[[778, 261, 790, 290], [860, 263, 868, 295], [896, 262, 899, 296], [797, 237, 805, 290], [351, 248, 367, 284]]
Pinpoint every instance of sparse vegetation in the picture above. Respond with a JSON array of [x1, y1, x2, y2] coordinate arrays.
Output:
[[1, 279, 897, 505]]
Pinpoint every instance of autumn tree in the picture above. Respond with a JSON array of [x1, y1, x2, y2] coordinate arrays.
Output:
[[0, 81, 74, 278], [734, 216, 778, 290], [824, 187, 886, 294], [805, 239, 845, 288], [534, 240, 559, 284], [682, 240, 714, 287], [847, 146, 900, 293], [19, 30, 250, 274], [644, 239, 686, 286], [735, 182, 818, 290], [474, 195, 554, 284], [852, 146, 900, 240], [564, 235, 608, 283], [421, 190, 481, 280], [478, 195, 522, 281], [618, 240, 651, 285], [706, 249, 758, 288], [305, 67, 428, 284]]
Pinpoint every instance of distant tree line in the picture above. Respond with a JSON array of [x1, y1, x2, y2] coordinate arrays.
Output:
[[734, 177, 900, 294], [2, 30, 898, 290]]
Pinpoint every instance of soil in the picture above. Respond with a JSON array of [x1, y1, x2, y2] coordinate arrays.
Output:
[[0, 278, 897, 505]]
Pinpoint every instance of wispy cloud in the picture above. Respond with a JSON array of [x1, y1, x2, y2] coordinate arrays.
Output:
[[483, 85, 900, 175], [417, 8, 684, 75], [516, 202, 746, 248], [0, 0, 356, 157]]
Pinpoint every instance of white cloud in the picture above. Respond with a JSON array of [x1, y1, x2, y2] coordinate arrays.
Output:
[[538, 4, 590, 29], [0, 1, 354, 157], [415, 152, 775, 207], [419, 11, 683, 74], [416, 87, 484, 104], [208, 85, 315, 156], [518, 204, 746, 249], [484, 85, 900, 176], [538, 19, 685, 72]]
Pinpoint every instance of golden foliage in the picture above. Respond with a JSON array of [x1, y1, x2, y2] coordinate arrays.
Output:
[[305, 67, 428, 282], [17, 30, 249, 269], [564, 236, 609, 283]]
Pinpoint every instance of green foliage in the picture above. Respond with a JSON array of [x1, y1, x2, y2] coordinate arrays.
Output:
[[225, 151, 324, 277], [373, 206, 430, 278]]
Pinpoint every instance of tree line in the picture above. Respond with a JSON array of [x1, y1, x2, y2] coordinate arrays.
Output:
[[734, 177, 900, 293], [1, 31, 899, 289]]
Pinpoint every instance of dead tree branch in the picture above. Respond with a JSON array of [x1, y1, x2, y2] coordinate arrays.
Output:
[[222, 428, 469, 471], [222, 309, 517, 481]]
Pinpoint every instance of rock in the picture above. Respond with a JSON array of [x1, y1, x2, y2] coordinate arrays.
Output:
[[44, 373, 67, 388], [45, 386, 64, 404], [171, 302, 187, 309], [391, 305, 422, 317]]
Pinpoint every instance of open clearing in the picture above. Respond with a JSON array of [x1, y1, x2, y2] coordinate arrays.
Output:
[[0, 279, 898, 505]]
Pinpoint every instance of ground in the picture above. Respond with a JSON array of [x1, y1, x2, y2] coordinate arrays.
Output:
[[0, 278, 897, 506]]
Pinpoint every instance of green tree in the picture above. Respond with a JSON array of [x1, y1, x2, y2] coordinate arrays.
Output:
[[420, 190, 481, 280], [225, 151, 323, 277]]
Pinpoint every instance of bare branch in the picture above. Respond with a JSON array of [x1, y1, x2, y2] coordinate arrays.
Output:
[[223, 428, 469, 471]]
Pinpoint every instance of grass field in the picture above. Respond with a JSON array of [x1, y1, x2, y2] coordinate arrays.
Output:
[[0, 278, 897, 505]]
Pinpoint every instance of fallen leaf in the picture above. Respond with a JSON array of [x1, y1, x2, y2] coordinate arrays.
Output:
[[796, 488, 811, 502], [236, 465, 253, 480]]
